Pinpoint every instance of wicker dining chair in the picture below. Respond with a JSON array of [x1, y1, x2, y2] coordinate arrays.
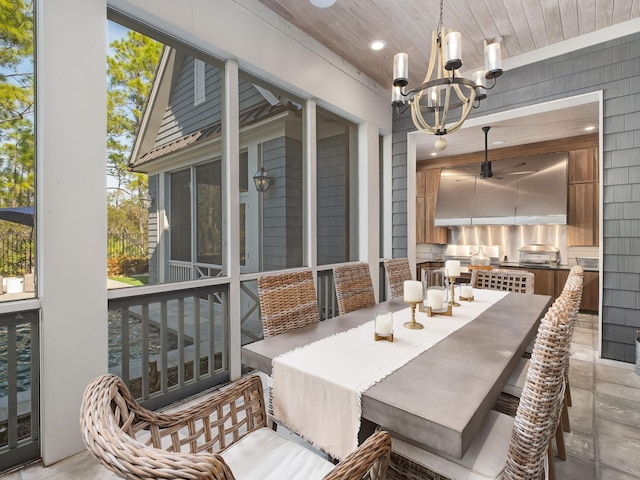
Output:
[[257, 270, 321, 431], [386, 306, 572, 480], [80, 373, 391, 480], [333, 262, 376, 315], [257, 270, 320, 338], [494, 268, 584, 473], [471, 268, 536, 294], [383, 258, 413, 299]]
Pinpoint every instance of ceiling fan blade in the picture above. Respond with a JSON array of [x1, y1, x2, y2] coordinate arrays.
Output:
[[454, 176, 476, 182], [493, 161, 529, 175]]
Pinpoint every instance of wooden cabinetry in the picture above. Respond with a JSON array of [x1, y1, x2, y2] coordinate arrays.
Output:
[[568, 148, 599, 246], [554, 269, 599, 312], [416, 262, 444, 281], [416, 169, 448, 244], [531, 269, 554, 297], [582, 272, 600, 312], [505, 266, 599, 312]]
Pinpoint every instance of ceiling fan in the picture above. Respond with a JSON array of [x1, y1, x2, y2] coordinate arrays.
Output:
[[480, 126, 494, 178], [457, 126, 532, 180]]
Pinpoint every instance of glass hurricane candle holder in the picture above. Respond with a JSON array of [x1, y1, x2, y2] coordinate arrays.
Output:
[[459, 284, 474, 301], [374, 312, 394, 342]]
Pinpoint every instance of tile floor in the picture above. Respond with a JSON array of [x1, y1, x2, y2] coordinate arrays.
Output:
[[3, 312, 640, 479]]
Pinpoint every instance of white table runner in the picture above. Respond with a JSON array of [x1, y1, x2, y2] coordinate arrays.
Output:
[[272, 289, 508, 460]]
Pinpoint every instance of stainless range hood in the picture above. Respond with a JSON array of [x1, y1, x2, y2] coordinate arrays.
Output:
[[434, 152, 568, 226]]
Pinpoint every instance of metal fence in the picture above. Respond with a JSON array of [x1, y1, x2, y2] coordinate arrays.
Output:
[[108, 231, 148, 258], [0, 236, 34, 277]]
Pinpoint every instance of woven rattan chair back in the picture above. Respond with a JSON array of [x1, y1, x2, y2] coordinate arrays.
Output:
[[80, 374, 268, 480], [503, 308, 572, 480], [383, 258, 413, 299], [258, 270, 320, 338], [333, 262, 376, 315], [471, 268, 535, 294]]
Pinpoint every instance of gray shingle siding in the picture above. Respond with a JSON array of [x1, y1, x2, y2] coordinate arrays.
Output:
[[156, 56, 223, 147], [317, 133, 349, 265], [262, 135, 304, 270], [392, 31, 640, 362]]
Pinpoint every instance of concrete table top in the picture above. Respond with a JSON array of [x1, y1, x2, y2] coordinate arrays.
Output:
[[242, 291, 552, 459]]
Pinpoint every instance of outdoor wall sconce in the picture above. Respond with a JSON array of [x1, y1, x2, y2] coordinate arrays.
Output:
[[253, 166, 272, 192]]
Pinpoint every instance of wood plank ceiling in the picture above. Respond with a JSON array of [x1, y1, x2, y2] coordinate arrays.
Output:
[[257, 0, 639, 159], [258, 0, 640, 91]]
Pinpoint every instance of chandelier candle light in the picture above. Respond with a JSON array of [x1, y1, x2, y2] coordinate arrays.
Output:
[[403, 280, 424, 329], [392, 0, 503, 150]]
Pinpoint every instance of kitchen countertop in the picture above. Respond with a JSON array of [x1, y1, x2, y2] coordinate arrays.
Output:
[[498, 262, 599, 272], [416, 258, 598, 273]]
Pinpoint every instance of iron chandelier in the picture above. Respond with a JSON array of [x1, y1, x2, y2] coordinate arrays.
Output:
[[392, 0, 503, 150]]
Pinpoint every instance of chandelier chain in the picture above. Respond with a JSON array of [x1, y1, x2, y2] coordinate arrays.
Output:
[[437, 0, 444, 38]]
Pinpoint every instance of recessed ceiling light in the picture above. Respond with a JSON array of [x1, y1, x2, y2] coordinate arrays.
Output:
[[369, 40, 386, 51], [310, 0, 336, 7], [430, 152, 438, 156], [491, 140, 505, 146], [584, 125, 596, 131]]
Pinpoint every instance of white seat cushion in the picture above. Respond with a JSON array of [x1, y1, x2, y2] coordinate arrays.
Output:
[[502, 357, 529, 397], [391, 410, 514, 480], [220, 427, 335, 480]]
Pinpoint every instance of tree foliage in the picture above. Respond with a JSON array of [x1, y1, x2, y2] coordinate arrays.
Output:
[[0, 0, 34, 207], [106, 26, 162, 260], [107, 29, 162, 209]]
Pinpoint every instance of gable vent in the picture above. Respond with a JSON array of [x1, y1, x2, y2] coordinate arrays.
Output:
[[194, 59, 205, 106]]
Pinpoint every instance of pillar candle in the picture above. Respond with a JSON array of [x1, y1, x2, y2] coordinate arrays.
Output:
[[404, 280, 422, 302], [461, 285, 473, 298], [426, 289, 443, 309], [445, 260, 461, 277], [375, 313, 393, 336]]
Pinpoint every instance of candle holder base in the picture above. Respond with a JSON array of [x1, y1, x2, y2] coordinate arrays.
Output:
[[403, 321, 424, 329], [459, 295, 474, 302], [403, 301, 424, 329], [374, 333, 394, 342], [420, 304, 453, 317]]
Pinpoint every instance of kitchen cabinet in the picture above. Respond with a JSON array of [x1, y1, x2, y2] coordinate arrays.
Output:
[[567, 147, 599, 247], [555, 269, 599, 312], [501, 266, 599, 312], [530, 269, 555, 297], [416, 169, 448, 244], [568, 183, 595, 246], [416, 262, 444, 281], [569, 148, 595, 183]]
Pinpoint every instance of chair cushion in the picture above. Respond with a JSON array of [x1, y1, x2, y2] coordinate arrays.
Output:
[[391, 410, 514, 480], [502, 357, 529, 397], [220, 427, 335, 480]]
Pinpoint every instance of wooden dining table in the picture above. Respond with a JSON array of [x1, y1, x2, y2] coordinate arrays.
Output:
[[242, 290, 552, 459]]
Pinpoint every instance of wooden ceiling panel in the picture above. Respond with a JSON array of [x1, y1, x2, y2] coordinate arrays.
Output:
[[258, 0, 639, 90]]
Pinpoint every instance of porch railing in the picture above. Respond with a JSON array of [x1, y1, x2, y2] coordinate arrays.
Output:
[[108, 284, 230, 410]]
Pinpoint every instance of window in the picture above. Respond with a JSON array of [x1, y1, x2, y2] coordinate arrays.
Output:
[[195, 161, 222, 265], [0, 1, 35, 302], [237, 71, 305, 274], [107, 19, 226, 286], [170, 168, 191, 262]]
